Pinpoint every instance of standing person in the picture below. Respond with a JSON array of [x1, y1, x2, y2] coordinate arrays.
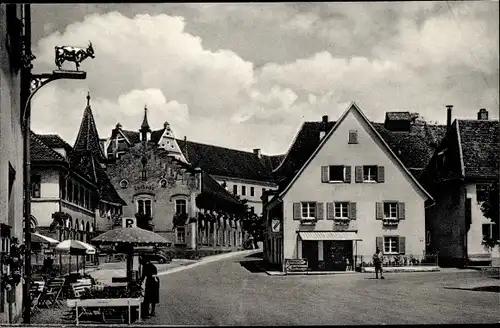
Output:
[[372, 248, 385, 279], [140, 258, 160, 317]]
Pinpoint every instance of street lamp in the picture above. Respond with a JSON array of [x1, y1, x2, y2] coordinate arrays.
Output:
[[21, 5, 93, 324]]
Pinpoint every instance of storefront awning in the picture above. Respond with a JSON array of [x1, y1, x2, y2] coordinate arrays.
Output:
[[298, 231, 362, 241]]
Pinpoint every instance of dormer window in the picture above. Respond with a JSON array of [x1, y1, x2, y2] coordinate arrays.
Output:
[[120, 179, 129, 189], [159, 179, 167, 188]]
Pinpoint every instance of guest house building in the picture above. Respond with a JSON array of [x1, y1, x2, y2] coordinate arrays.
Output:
[[263, 103, 442, 271]]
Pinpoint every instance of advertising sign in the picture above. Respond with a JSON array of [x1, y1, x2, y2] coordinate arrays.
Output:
[[285, 258, 308, 272], [122, 217, 137, 228]]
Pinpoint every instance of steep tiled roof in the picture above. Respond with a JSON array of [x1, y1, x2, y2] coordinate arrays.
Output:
[[150, 129, 164, 144], [74, 105, 106, 161], [260, 154, 286, 172], [36, 134, 73, 153], [273, 121, 336, 188], [30, 132, 67, 163], [176, 139, 275, 182], [198, 171, 243, 213], [273, 119, 446, 190], [121, 130, 141, 144], [458, 119, 499, 179]]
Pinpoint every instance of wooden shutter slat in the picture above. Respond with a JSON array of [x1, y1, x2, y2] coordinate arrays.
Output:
[[399, 236, 406, 254], [293, 203, 301, 220], [376, 236, 383, 253], [321, 166, 329, 183], [397, 202, 405, 220], [344, 166, 352, 183], [316, 202, 324, 220], [377, 166, 385, 183], [326, 202, 335, 220], [349, 202, 356, 220], [376, 202, 383, 220], [355, 166, 363, 183]]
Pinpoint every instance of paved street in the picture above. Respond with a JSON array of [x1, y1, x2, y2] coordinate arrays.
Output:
[[143, 252, 499, 326]]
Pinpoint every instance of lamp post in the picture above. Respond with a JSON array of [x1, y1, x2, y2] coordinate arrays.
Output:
[[21, 5, 91, 323]]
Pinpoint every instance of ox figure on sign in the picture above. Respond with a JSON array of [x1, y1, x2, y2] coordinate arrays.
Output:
[[55, 41, 95, 71]]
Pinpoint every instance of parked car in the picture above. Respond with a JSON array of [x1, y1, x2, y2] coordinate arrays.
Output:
[[141, 251, 173, 264]]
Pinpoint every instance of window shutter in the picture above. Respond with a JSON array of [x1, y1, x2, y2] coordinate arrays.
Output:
[[316, 202, 324, 220], [355, 166, 363, 183], [321, 166, 329, 183], [344, 166, 352, 183], [398, 236, 406, 254], [376, 202, 383, 220], [293, 203, 301, 220], [349, 202, 356, 220], [377, 166, 385, 183], [376, 236, 383, 253], [326, 202, 335, 220], [397, 202, 405, 220]]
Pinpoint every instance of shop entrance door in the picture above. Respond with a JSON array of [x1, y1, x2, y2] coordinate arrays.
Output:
[[323, 240, 353, 271], [302, 240, 318, 270]]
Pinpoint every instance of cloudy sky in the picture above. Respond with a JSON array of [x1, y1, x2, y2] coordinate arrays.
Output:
[[31, 2, 499, 155]]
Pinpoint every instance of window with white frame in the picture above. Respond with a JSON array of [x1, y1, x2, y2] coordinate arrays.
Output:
[[233, 185, 238, 195], [301, 202, 316, 218], [476, 184, 488, 203], [250, 187, 254, 197], [384, 236, 399, 254], [384, 202, 398, 218], [242, 186, 246, 196], [328, 166, 344, 182], [482, 223, 499, 241], [136, 198, 152, 216], [334, 202, 349, 218], [176, 227, 186, 244], [175, 199, 187, 214], [363, 165, 377, 182]]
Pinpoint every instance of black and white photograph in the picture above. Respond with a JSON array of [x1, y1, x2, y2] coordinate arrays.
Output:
[[0, 1, 498, 326]]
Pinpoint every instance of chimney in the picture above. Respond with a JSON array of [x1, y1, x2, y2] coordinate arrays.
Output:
[[477, 108, 488, 120], [446, 105, 453, 130], [253, 148, 261, 159], [319, 115, 328, 140]]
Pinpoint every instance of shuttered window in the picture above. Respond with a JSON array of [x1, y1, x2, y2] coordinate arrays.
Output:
[[301, 202, 316, 218], [380, 236, 406, 254], [321, 166, 351, 183], [334, 202, 349, 218], [293, 202, 318, 220]]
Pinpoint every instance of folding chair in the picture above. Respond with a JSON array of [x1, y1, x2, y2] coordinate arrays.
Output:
[[30, 285, 42, 315], [40, 277, 65, 308]]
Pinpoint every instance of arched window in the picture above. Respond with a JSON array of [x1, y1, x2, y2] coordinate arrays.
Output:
[[86, 222, 90, 232], [120, 179, 129, 189], [75, 219, 79, 231], [159, 179, 167, 188]]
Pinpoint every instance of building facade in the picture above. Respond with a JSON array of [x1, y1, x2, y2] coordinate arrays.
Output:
[[422, 108, 499, 266], [0, 4, 27, 323], [263, 103, 434, 271], [102, 108, 247, 250], [29, 96, 126, 271]]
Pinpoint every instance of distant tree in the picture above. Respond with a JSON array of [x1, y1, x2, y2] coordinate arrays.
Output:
[[480, 181, 499, 249]]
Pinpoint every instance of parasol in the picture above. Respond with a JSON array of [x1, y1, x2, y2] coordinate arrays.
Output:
[[91, 227, 172, 282], [55, 240, 96, 274], [31, 232, 59, 244]]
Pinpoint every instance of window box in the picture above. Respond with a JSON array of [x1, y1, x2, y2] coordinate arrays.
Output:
[[333, 218, 350, 226], [382, 218, 399, 226], [300, 218, 317, 226]]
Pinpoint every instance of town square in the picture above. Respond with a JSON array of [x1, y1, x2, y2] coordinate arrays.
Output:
[[0, 2, 498, 326]]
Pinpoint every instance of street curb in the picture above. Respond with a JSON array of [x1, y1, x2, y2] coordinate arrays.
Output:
[[157, 249, 261, 277], [362, 266, 440, 273]]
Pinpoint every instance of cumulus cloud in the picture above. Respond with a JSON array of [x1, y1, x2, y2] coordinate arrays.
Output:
[[31, 3, 498, 155]]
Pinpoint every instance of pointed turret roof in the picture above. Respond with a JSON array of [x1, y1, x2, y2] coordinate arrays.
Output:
[[73, 92, 106, 161], [140, 105, 151, 133]]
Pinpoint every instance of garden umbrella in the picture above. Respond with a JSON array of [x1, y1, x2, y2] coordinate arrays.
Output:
[[31, 232, 59, 244], [55, 240, 96, 274], [91, 227, 172, 282]]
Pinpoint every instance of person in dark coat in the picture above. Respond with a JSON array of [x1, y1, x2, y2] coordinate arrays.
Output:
[[140, 258, 160, 317], [373, 248, 385, 279]]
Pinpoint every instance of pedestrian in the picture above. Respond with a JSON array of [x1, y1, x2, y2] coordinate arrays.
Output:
[[372, 247, 385, 279], [345, 257, 352, 271], [140, 257, 160, 317]]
